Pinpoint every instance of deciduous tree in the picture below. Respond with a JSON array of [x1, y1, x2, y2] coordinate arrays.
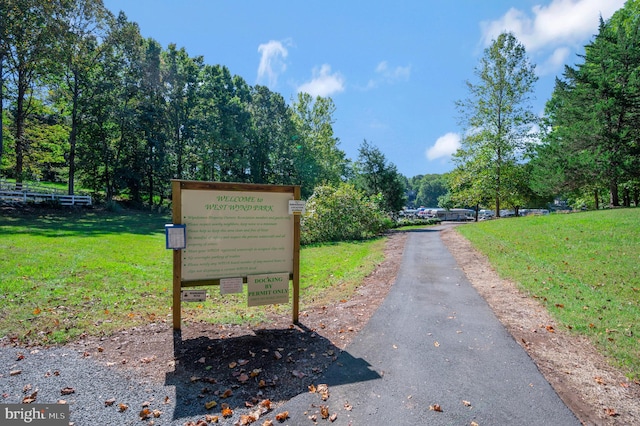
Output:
[[454, 32, 537, 217]]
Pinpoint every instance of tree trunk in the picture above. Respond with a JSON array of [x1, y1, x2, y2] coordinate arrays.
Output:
[[68, 72, 79, 195], [0, 52, 4, 165], [609, 179, 619, 207], [594, 189, 599, 210], [15, 87, 26, 182]]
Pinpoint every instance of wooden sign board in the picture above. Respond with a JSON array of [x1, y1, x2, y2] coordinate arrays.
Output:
[[171, 180, 301, 329]]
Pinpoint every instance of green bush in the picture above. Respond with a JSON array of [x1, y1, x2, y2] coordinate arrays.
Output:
[[301, 183, 391, 244], [395, 217, 442, 227]]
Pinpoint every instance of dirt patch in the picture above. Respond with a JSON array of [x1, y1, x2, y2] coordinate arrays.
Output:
[[441, 227, 640, 426], [63, 227, 640, 424]]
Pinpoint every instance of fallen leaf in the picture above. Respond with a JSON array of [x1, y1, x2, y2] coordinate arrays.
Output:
[[262, 419, 273, 426], [329, 412, 338, 422], [221, 407, 233, 418], [152, 409, 162, 418], [238, 373, 249, 383], [604, 407, 619, 417], [275, 411, 289, 421], [434, 341, 440, 347], [260, 399, 272, 410], [118, 403, 128, 412], [22, 391, 37, 404], [221, 389, 233, 398], [204, 400, 217, 410], [250, 368, 262, 377], [429, 404, 443, 412], [595, 376, 606, 385], [104, 398, 116, 406], [320, 405, 329, 419], [60, 387, 75, 395], [139, 408, 151, 420], [273, 351, 282, 360], [545, 325, 555, 333], [291, 370, 305, 379], [462, 400, 472, 407], [238, 359, 250, 366], [10, 370, 22, 376], [229, 362, 237, 369]]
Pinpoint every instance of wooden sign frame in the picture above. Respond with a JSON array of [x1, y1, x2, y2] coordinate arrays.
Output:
[[171, 180, 301, 330]]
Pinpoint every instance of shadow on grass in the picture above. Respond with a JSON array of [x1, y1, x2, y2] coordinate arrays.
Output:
[[166, 324, 380, 423], [0, 206, 169, 237]]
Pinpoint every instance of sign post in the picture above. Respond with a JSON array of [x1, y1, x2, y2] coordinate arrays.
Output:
[[170, 180, 301, 330]]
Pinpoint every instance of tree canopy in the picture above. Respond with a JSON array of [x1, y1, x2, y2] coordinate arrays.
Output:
[[453, 32, 538, 216]]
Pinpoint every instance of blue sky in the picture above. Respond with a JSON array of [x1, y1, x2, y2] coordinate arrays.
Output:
[[103, 0, 625, 178]]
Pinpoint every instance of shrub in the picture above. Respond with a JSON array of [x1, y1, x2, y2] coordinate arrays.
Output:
[[301, 183, 391, 244]]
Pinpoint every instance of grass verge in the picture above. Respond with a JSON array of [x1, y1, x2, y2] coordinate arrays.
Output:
[[456, 209, 640, 379], [0, 208, 385, 345]]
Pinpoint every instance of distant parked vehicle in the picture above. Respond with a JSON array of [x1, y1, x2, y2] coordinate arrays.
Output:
[[436, 208, 475, 221]]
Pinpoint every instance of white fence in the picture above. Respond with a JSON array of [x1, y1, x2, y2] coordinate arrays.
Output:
[[0, 180, 91, 206]]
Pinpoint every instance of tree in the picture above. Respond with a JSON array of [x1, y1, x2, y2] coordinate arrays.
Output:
[[413, 174, 448, 208], [291, 93, 347, 197], [162, 44, 203, 181], [1, 0, 68, 182], [537, 4, 640, 207], [454, 32, 538, 217], [56, 0, 112, 195], [352, 139, 406, 213]]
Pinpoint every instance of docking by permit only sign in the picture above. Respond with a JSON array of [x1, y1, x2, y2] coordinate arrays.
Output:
[[169, 180, 302, 329]]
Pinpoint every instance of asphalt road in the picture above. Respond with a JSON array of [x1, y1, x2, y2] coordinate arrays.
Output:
[[278, 225, 580, 425]]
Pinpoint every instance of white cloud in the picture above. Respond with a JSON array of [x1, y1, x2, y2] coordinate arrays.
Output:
[[480, 0, 626, 75], [257, 40, 289, 88], [426, 132, 461, 161], [297, 64, 345, 97], [376, 61, 411, 81], [481, 0, 625, 52], [537, 46, 571, 75], [365, 61, 411, 90]]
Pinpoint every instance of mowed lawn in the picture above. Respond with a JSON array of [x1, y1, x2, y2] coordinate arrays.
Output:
[[456, 209, 640, 379], [0, 208, 385, 344]]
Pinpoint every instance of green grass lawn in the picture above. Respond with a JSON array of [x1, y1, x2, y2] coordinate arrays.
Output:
[[456, 209, 640, 379], [0, 208, 385, 345]]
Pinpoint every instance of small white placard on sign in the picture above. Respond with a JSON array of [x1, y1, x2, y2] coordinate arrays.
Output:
[[165, 224, 186, 249], [181, 290, 206, 302], [247, 273, 290, 307], [288, 200, 306, 214], [220, 277, 243, 295]]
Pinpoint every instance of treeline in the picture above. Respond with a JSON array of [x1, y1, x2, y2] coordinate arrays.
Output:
[[530, 2, 640, 209], [0, 0, 405, 212], [449, 2, 640, 215]]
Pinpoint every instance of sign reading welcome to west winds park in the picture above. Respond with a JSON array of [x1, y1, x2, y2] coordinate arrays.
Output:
[[170, 180, 301, 329], [180, 189, 294, 280]]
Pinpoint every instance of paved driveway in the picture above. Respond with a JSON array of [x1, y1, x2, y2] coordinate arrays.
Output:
[[278, 226, 580, 425]]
